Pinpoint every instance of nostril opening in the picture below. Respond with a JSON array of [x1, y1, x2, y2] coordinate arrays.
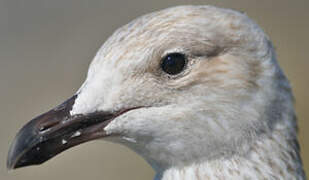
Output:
[[39, 121, 59, 133]]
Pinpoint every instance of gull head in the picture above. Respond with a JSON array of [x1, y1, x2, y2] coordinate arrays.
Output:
[[7, 5, 295, 174]]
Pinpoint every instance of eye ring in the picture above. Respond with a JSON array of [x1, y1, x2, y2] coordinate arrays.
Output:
[[161, 53, 187, 75]]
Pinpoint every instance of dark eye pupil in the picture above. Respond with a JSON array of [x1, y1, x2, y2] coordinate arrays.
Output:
[[161, 53, 186, 75]]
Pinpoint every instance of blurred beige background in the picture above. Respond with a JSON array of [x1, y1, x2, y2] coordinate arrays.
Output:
[[0, 0, 308, 179]]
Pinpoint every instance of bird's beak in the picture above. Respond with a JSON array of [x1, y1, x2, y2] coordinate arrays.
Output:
[[7, 95, 122, 169]]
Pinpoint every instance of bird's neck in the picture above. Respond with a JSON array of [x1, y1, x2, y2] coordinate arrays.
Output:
[[156, 129, 304, 180]]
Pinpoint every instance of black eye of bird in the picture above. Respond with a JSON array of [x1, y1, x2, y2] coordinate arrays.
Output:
[[161, 53, 186, 75]]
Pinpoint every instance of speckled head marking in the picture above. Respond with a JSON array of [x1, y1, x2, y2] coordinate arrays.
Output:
[[71, 5, 304, 179], [8, 5, 305, 180], [72, 5, 272, 113]]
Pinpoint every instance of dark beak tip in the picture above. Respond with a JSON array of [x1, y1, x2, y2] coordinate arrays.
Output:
[[7, 160, 17, 171], [7, 95, 116, 170], [7, 136, 21, 170], [6, 158, 14, 170], [7, 120, 40, 170], [7, 148, 19, 170], [6, 95, 78, 170], [7, 139, 26, 170], [7, 140, 44, 170]]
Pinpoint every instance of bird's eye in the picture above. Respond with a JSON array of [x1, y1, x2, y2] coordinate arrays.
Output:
[[161, 53, 186, 75]]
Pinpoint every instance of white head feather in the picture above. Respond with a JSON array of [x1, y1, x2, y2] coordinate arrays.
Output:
[[70, 5, 305, 179]]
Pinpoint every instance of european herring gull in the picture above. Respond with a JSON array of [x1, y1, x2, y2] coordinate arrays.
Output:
[[7, 5, 306, 180]]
